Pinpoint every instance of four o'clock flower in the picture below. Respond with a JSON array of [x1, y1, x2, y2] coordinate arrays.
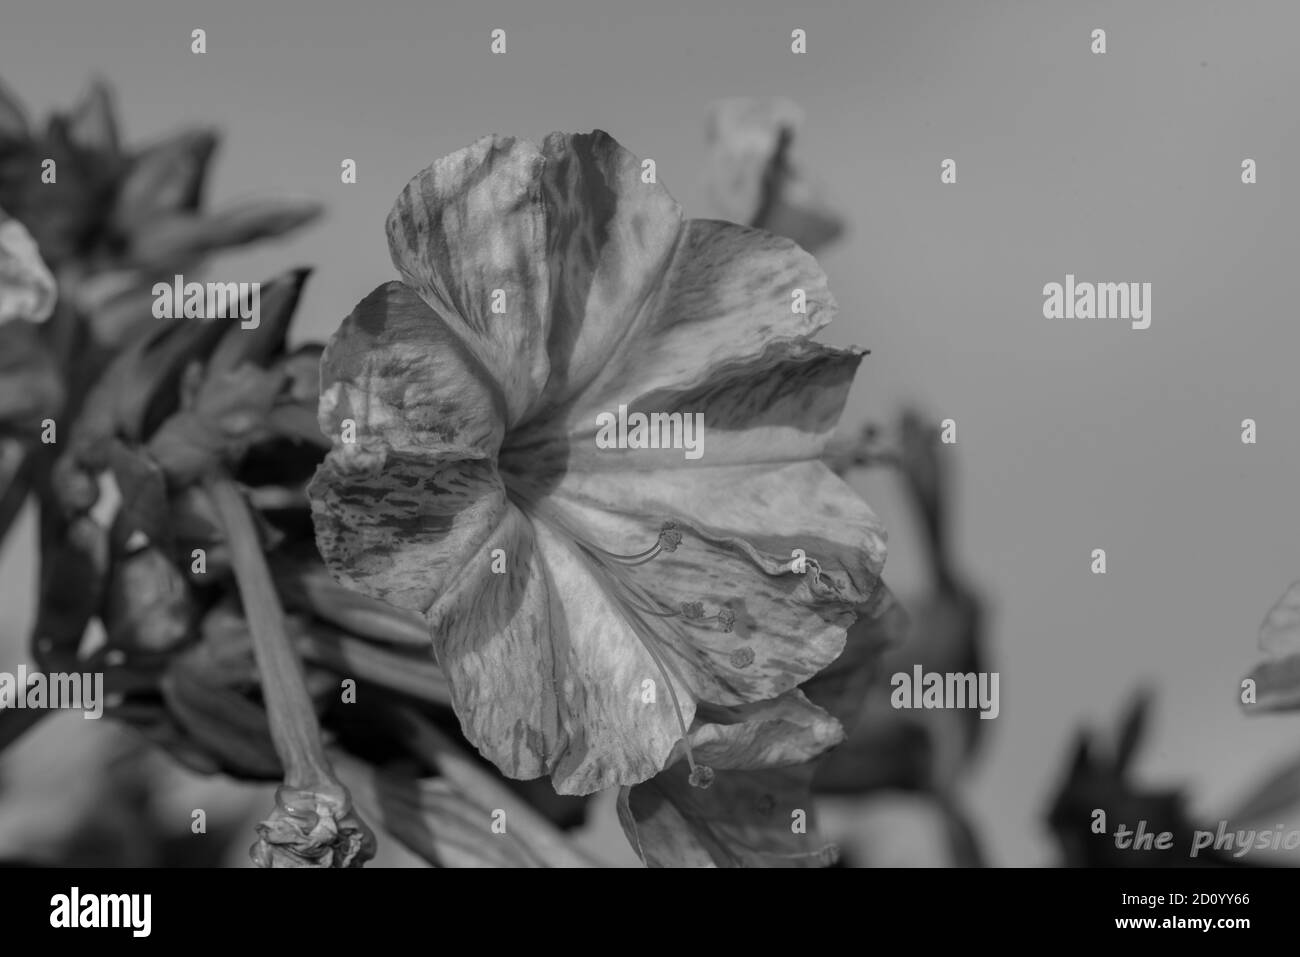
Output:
[[309, 130, 887, 796]]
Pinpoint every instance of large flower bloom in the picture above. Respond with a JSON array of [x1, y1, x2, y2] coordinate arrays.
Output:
[[309, 131, 887, 795]]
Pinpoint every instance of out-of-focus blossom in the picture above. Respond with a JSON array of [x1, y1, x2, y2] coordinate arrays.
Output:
[[0, 204, 56, 323], [704, 98, 844, 254], [309, 131, 887, 797], [0, 78, 320, 346], [1242, 581, 1300, 711]]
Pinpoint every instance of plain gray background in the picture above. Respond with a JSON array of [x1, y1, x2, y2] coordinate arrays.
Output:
[[2, 0, 1299, 866]]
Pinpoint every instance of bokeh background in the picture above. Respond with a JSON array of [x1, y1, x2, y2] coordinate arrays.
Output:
[[2, 0, 1299, 865]]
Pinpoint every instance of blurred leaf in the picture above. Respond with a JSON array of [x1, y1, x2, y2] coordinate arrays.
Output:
[[0, 320, 63, 437], [0, 78, 29, 138], [128, 199, 322, 268], [65, 79, 120, 158], [105, 439, 170, 552], [1114, 686, 1153, 775], [206, 268, 311, 376], [113, 128, 218, 231]]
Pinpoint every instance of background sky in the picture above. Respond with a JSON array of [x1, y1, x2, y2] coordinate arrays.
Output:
[[2, 0, 1299, 866]]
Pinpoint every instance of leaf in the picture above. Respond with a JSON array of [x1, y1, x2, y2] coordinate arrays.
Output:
[[0, 319, 63, 436], [113, 128, 219, 231], [65, 79, 120, 158], [128, 199, 322, 268], [0, 77, 30, 138], [206, 267, 311, 376], [105, 439, 171, 553]]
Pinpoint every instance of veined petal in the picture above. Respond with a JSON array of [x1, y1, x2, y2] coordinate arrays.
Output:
[[524, 131, 684, 418], [386, 132, 686, 428], [570, 219, 836, 421], [685, 692, 844, 771], [424, 508, 690, 795], [317, 281, 506, 462], [385, 135, 553, 426], [540, 339, 864, 471], [526, 459, 885, 706], [310, 456, 506, 614]]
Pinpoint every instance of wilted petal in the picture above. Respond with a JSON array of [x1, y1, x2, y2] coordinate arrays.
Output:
[[0, 210, 57, 322]]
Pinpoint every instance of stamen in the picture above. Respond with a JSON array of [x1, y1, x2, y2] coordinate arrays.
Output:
[[581, 521, 682, 567]]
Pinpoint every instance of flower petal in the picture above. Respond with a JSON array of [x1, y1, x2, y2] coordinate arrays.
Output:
[[385, 132, 686, 427], [385, 135, 553, 425], [527, 459, 885, 707], [617, 762, 835, 867], [423, 510, 692, 795], [519, 218, 841, 451]]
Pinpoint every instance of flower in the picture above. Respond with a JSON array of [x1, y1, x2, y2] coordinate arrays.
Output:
[[0, 203, 56, 323], [309, 131, 888, 796], [0, 207, 61, 438], [0, 77, 320, 347], [704, 98, 844, 254], [1241, 581, 1300, 712]]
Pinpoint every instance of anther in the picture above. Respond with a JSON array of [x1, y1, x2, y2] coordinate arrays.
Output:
[[657, 522, 682, 552], [688, 765, 715, 789]]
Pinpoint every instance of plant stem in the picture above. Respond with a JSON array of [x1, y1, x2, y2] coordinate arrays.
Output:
[[206, 474, 374, 867]]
